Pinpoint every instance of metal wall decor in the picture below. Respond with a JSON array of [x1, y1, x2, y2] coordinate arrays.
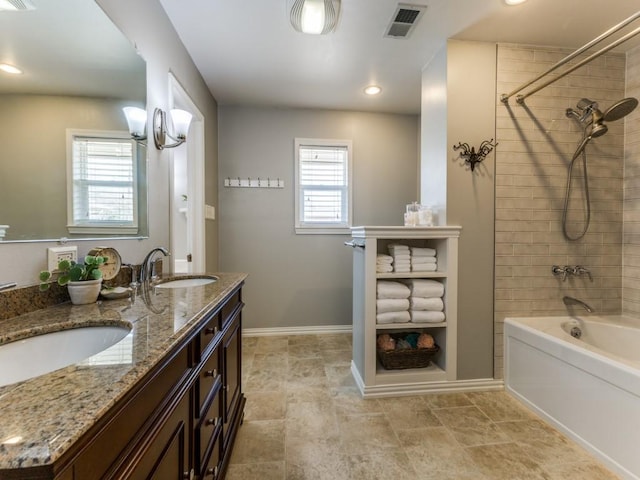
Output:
[[453, 139, 497, 172]]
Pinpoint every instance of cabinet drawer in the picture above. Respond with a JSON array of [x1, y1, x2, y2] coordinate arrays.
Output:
[[199, 312, 222, 359], [196, 383, 223, 469], [221, 290, 242, 327], [198, 349, 222, 415], [200, 432, 222, 479]]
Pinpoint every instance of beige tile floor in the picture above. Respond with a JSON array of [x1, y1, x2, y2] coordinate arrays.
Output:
[[227, 334, 620, 480]]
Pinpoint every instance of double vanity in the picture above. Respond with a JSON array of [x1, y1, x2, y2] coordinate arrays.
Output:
[[0, 273, 246, 480]]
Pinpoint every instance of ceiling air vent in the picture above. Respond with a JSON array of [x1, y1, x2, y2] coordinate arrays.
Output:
[[384, 3, 426, 39], [0, 0, 36, 11]]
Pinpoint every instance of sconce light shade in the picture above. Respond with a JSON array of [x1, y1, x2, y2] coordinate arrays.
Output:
[[153, 108, 193, 150], [122, 106, 147, 142], [290, 0, 340, 35]]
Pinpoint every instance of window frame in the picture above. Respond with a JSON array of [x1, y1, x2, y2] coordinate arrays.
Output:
[[66, 129, 139, 235], [294, 138, 353, 235]]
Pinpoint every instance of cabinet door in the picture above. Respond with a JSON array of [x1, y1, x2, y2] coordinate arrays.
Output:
[[222, 314, 241, 430], [111, 393, 191, 480]]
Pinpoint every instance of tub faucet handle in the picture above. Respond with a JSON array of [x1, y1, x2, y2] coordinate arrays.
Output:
[[574, 265, 592, 281], [552, 265, 568, 281]]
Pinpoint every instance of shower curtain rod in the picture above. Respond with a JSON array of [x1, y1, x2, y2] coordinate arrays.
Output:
[[500, 10, 640, 105]]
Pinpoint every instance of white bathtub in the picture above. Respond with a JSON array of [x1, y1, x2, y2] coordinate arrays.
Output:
[[505, 315, 640, 480]]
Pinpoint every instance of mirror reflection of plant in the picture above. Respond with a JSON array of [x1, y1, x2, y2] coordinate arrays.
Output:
[[39, 255, 107, 291]]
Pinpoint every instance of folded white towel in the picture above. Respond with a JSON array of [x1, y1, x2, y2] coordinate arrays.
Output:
[[376, 264, 393, 273], [376, 281, 410, 299], [393, 259, 411, 266], [393, 266, 411, 273], [410, 297, 444, 311], [388, 243, 410, 252], [377, 298, 410, 313], [411, 256, 436, 264], [402, 279, 444, 298], [412, 264, 437, 272], [377, 311, 411, 324], [376, 254, 393, 264], [411, 310, 445, 323], [411, 247, 436, 256], [392, 253, 411, 260]]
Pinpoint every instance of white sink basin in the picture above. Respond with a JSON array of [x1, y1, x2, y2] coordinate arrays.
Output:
[[155, 276, 217, 289], [0, 325, 131, 387]]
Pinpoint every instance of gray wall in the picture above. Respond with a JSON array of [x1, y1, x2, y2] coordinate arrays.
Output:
[[218, 106, 419, 329], [0, 0, 219, 286], [421, 40, 497, 380]]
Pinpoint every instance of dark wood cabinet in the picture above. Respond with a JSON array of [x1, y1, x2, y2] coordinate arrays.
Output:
[[12, 284, 246, 480]]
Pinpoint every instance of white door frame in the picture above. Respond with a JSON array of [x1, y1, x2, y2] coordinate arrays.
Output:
[[168, 72, 205, 273]]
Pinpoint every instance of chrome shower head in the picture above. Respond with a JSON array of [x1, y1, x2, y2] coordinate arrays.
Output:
[[588, 121, 608, 138], [603, 97, 638, 122]]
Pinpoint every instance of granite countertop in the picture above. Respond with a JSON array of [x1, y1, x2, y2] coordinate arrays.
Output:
[[0, 272, 247, 471]]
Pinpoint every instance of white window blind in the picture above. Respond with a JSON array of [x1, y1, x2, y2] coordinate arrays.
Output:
[[67, 131, 138, 234], [295, 138, 352, 234]]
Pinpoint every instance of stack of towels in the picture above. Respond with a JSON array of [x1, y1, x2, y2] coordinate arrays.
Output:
[[376, 280, 410, 324], [404, 279, 445, 323], [410, 246, 437, 272], [376, 254, 393, 273], [388, 244, 411, 273]]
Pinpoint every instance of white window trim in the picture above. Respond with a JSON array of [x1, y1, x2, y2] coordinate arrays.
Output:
[[294, 138, 353, 235], [66, 129, 139, 235]]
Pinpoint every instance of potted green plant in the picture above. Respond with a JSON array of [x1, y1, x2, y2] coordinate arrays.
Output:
[[39, 255, 107, 305]]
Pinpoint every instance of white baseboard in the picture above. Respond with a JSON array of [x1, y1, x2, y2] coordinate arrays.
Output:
[[243, 324, 352, 337]]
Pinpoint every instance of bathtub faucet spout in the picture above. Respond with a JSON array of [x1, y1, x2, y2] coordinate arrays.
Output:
[[562, 296, 593, 313]]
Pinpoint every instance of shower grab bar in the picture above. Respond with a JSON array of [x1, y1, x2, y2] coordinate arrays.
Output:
[[344, 240, 365, 249], [500, 10, 640, 104]]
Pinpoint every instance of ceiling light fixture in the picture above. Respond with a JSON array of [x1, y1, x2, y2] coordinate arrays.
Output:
[[153, 108, 193, 150], [290, 0, 341, 35], [364, 85, 382, 95], [504, 0, 527, 5], [0, 63, 22, 74]]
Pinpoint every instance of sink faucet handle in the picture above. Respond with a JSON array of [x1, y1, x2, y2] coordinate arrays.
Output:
[[574, 265, 592, 281], [551, 265, 568, 281]]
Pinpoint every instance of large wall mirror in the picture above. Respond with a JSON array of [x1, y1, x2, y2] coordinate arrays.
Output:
[[0, 0, 147, 242]]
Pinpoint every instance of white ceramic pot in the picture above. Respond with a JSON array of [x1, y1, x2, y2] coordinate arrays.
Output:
[[67, 279, 102, 305]]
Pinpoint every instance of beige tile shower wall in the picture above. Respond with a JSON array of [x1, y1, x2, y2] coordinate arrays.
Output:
[[623, 46, 640, 316], [494, 44, 625, 378]]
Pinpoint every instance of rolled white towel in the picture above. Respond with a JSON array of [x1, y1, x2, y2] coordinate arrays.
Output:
[[411, 310, 445, 323], [377, 298, 410, 313], [410, 297, 444, 311], [411, 247, 436, 256], [402, 279, 444, 298], [377, 311, 411, 324], [411, 264, 437, 272], [411, 256, 436, 264], [377, 281, 410, 299], [376, 254, 393, 265], [376, 264, 393, 273]]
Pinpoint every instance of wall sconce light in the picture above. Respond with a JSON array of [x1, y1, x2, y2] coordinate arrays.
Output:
[[122, 106, 147, 145], [153, 108, 193, 150], [290, 0, 340, 35]]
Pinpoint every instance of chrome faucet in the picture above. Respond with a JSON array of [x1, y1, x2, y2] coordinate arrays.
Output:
[[562, 296, 593, 313], [140, 247, 170, 284]]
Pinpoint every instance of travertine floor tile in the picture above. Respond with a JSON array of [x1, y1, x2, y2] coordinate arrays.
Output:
[[232, 334, 621, 480], [432, 405, 511, 446]]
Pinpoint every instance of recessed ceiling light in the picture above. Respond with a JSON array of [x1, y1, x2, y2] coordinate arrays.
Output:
[[504, 0, 527, 5], [0, 63, 22, 74], [364, 85, 382, 95]]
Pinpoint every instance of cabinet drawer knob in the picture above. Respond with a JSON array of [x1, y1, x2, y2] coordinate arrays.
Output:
[[204, 369, 217, 378], [205, 326, 218, 336], [206, 417, 220, 427], [183, 469, 195, 480], [206, 465, 219, 477]]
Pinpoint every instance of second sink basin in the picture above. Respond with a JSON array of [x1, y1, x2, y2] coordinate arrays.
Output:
[[155, 275, 217, 289], [0, 325, 131, 387]]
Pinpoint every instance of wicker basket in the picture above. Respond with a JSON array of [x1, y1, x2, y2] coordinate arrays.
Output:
[[377, 344, 440, 370]]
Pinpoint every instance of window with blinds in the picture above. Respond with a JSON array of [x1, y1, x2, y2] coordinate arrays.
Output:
[[295, 138, 352, 234], [67, 130, 138, 234]]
